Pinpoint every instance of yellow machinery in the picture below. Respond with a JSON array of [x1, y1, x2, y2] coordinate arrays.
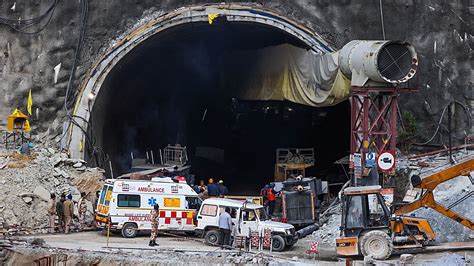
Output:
[[336, 158, 473, 260]]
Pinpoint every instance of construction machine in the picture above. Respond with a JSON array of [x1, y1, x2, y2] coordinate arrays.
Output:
[[336, 158, 474, 260]]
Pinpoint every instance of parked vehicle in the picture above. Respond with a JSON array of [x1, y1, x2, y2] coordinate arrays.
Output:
[[195, 198, 297, 252], [96, 177, 201, 237]]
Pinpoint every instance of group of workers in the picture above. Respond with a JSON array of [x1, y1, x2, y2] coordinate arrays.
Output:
[[47, 191, 99, 234], [194, 178, 229, 198]]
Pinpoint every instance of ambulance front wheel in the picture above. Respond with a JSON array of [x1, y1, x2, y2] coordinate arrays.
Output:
[[121, 223, 138, 238]]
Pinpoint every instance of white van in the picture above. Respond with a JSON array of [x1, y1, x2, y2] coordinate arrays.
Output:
[[195, 198, 297, 252], [96, 177, 201, 237]]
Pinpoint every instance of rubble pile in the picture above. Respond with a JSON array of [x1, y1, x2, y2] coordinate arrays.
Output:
[[312, 204, 341, 246], [0, 147, 104, 234]]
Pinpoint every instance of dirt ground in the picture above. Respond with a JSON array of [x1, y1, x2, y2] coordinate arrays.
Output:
[[5, 231, 470, 265]]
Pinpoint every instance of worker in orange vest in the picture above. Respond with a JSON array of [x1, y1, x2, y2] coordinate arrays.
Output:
[[266, 183, 277, 217]]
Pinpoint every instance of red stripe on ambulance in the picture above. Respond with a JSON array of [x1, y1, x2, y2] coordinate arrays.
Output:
[[158, 210, 194, 225]]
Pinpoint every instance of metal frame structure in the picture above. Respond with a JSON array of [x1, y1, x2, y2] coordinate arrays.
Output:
[[349, 86, 415, 180]]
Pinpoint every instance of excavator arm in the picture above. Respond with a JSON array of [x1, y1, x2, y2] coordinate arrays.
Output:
[[395, 158, 474, 230]]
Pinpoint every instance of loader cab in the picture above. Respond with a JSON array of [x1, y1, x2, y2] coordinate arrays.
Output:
[[341, 186, 391, 236]]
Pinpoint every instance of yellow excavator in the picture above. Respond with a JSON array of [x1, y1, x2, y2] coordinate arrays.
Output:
[[336, 158, 474, 260]]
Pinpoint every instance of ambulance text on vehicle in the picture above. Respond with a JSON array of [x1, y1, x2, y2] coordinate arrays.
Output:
[[96, 177, 201, 237]]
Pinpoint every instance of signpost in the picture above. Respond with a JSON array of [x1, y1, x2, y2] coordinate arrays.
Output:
[[377, 151, 395, 172]]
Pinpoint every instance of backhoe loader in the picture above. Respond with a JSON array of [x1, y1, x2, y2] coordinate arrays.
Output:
[[336, 158, 473, 260]]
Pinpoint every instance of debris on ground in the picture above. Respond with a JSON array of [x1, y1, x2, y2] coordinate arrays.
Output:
[[0, 146, 104, 235], [3, 243, 298, 265], [423, 252, 467, 266], [312, 204, 341, 246]]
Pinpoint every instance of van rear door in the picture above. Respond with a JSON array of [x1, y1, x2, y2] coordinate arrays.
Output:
[[197, 203, 219, 229]]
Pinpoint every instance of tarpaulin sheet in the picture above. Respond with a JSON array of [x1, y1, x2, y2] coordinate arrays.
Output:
[[226, 44, 350, 107]]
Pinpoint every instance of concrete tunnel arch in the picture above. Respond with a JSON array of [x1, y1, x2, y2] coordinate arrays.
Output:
[[68, 4, 351, 191], [69, 4, 335, 158]]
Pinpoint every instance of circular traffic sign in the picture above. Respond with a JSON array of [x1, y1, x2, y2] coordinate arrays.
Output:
[[377, 151, 395, 171]]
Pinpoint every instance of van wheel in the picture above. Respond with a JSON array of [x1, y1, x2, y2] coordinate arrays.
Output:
[[204, 230, 222, 246], [272, 235, 286, 252], [121, 223, 138, 238]]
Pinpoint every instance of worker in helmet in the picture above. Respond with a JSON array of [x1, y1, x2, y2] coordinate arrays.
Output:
[[207, 178, 219, 198], [217, 180, 228, 197]]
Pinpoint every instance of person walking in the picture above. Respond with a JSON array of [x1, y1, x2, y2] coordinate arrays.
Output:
[[266, 183, 277, 217], [78, 192, 88, 230], [47, 193, 56, 233], [207, 178, 219, 197], [56, 194, 66, 232], [218, 207, 233, 248], [63, 194, 74, 234], [149, 204, 160, 247], [217, 180, 228, 197]]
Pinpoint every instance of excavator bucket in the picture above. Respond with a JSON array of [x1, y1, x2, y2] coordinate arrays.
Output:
[[336, 237, 359, 256]]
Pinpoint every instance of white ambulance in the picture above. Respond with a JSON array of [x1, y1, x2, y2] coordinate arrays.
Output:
[[96, 177, 202, 238]]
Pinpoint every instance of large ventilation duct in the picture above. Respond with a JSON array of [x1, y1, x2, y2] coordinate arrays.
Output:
[[233, 40, 417, 107], [339, 40, 418, 86]]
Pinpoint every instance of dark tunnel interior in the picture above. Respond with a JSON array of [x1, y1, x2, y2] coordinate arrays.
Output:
[[89, 21, 351, 194]]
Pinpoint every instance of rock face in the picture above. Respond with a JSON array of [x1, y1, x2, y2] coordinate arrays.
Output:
[[0, 1, 471, 142]]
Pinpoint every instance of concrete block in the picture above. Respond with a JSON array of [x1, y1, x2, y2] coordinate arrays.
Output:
[[33, 185, 50, 201], [399, 254, 414, 264]]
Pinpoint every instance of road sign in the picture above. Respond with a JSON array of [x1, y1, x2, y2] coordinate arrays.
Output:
[[353, 153, 362, 179], [377, 151, 395, 172], [366, 152, 376, 168]]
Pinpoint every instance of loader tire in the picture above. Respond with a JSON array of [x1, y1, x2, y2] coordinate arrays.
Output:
[[360, 230, 393, 260]]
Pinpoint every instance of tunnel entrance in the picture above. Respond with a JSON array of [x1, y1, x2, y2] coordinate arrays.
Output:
[[85, 19, 350, 194]]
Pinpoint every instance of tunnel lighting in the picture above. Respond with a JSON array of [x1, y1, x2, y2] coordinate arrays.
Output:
[[88, 92, 96, 100]]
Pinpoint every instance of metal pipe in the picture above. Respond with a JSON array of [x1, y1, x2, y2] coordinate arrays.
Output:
[[160, 149, 163, 165], [448, 102, 454, 164], [109, 161, 114, 179], [296, 223, 319, 239]]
